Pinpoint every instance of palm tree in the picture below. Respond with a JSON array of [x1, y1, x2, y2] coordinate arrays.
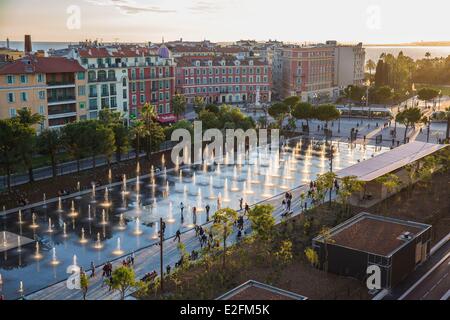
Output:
[[16, 107, 44, 127], [141, 103, 157, 160], [131, 121, 149, 165], [366, 59, 376, 76]]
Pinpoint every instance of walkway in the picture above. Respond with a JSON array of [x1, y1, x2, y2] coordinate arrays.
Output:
[[25, 184, 317, 300]]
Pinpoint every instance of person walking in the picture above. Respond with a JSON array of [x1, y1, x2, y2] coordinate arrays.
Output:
[[90, 261, 95, 278], [205, 204, 211, 222], [174, 230, 181, 243], [239, 198, 244, 211]]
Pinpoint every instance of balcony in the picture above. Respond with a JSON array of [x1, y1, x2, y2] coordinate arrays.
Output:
[[48, 104, 77, 116], [47, 95, 76, 105], [47, 81, 76, 88], [88, 76, 117, 83], [89, 92, 98, 98]]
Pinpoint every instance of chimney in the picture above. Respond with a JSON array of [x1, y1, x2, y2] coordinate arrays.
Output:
[[6, 38, 10, 49], [24, 35, 32, 54]]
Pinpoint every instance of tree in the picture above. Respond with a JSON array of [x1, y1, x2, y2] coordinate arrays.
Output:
[[337, 176, 365, 216], [84, 121, 115, 169], [15, 107, 44, 182], [112, 124, 130, 163], [131, 120, 149, 165], [366, 59, 376, 76], [417, 88, 439, 109], [164, 119, 194, 140], [247, 204, 275, 241], [291, 102, 314, 131], [37, 129, 61, 179], [375, 173, 400, 212], [396, 107, 424, 143], [142, 121, 165, 158], [268, 102, 290, 129], [80, 272, 89, 300], [316, 172, 337, 207], [304, 247, 319, 267], [62, 122, 88, 173], [193, 96, 206, 114], [172, 94, 187, 120], [315, 104, 340, 129], [283, 96, 301, 110], [17, 124, 36, 183], [275, 240, 293, 267], [0, 119, 22, 191], [108, 266, 142, 300], [16, 107, 44, 128], [211, 208, 238, 269], [141, 103, 158, 160]]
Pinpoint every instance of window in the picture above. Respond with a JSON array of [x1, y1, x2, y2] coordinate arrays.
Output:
[[78, 86, 86, 96], [139, 82, 144, 91], [38, 90, 46, 100], [20, 75, 28, 84], [9, 108, 16, 117], [132, 95, 137, 105], [140, 94, 145, 104], [37, 74, 44, 83], [158, 104, 164, 114], [77, 72, 85, 80], [21, 92, 28, 102], [6, 75, 14, 84], [122, 77, 127, 87], [123, 101, 128, 112], [39, 106, 45, 115]]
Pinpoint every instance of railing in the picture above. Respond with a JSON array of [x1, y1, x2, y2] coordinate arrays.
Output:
[[47, 81, 75, 86], [47, 96, 76, 103]]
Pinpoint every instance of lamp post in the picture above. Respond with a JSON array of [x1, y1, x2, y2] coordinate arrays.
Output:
[[159, 217, 164, 293], [427, 116, 431, 143], [328, 144, 335, 206], [365, 79, 371, 120]]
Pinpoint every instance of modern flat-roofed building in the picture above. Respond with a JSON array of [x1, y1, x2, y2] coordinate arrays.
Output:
[[0, 55, 87, 129], [217, 280, 308, 300], [334, 43, 366, 88], [312, 212, 432, 289]]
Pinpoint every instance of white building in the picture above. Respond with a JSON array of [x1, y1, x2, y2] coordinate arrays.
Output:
[[334, 43, 366, 88]]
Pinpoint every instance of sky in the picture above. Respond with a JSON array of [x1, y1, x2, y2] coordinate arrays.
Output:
[[1, 0, 450, 44]]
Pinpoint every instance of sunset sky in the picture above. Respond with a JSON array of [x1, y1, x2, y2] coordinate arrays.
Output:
[[1, 0, 449, 44]]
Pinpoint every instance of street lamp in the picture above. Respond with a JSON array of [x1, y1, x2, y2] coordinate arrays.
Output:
[[365, 79, 371, 120]]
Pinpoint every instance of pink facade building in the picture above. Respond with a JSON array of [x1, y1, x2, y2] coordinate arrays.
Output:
[[175, 56, 271, 105]]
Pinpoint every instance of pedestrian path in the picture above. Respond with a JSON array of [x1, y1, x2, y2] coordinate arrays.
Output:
[[26, 185, 316, 300]]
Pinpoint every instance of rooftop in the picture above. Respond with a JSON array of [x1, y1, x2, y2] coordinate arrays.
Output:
[[314, 212, 431, 256], [175, 55, 268, 67], [0, 56, 85, 75], [217, 280, 308, 300], [337, 141, 448, 182]]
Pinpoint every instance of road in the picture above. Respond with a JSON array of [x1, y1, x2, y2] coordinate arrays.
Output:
[[401, 254, 449, 300], [383, 236, 450, 300]]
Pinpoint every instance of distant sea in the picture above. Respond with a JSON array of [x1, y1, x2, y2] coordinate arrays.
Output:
[[2, 41, 450, 62]]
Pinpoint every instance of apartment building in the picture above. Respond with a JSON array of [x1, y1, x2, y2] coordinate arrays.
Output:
[[273, 41, 365, 102], [0, 56, 87, 129], [175, 56, 271, 105], [334, 43, 366, 88], [68, 45, 176, 122]]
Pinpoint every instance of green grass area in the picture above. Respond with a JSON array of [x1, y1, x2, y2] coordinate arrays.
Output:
[[416, 84, 450, 96]]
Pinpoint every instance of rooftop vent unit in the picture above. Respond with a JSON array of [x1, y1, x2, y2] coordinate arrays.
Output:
[[398, 231, 414, 241]]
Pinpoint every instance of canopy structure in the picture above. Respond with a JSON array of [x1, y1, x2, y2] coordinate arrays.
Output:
[[337, 141, 448, 182]]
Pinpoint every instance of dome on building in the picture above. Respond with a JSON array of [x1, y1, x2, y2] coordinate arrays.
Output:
[[158, 45, 171, 59]]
